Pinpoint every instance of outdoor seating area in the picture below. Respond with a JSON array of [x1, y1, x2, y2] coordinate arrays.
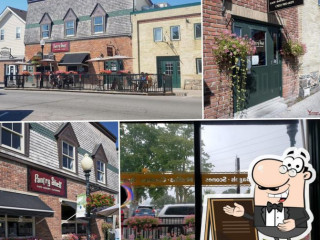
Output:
[[4, 73, 173, 94]]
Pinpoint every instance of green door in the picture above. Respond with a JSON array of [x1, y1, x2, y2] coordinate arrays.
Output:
[[233, 19, 282, 110], [157, 56, 181, 88]]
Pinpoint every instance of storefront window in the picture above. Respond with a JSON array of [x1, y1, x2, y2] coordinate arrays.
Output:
[[170, 26, 180, 40], [194, 23, 201, 39], [0, 216, 5, 238], [154, 27, 163, 42], [62, 141, 75, 171], [0, 123, 24, 152], [251, 29, 266, 66], [7, 216, 33, 238], [94, 16, 103, 33], [61, 204, 87, 235]]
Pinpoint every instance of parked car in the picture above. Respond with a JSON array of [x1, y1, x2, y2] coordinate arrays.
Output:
[[158, 204, 195, 236], [134, 208, 156, 217]]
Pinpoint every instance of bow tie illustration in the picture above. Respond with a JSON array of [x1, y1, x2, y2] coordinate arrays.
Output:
[[267, 202, 283, 213]]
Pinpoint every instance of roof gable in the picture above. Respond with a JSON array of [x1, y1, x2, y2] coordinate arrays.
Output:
[[39, 12, 52, 24], [91, 3, 107, 17], [92, 143, 108, 163], [63, 8, 77, 21], [54, 122, 80, 147], [0, 6, 27, 24]]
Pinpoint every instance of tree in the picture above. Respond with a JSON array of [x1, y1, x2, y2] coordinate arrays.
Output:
[[222, 188, 237, 194], [150, 192, 176, 209]]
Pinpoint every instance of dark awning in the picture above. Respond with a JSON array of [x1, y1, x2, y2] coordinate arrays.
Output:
[[59, 53, 89, 66], [62, 200, 77, 210], [0, 191, 54, 217]]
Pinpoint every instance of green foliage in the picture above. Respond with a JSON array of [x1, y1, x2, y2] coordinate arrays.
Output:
[[222, 188, 237, 194], [150, 192, 176, 209], [281, 40, 306, 57], [212, 30, 256, 111]]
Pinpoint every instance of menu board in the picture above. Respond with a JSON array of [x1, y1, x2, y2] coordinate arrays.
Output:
[[203, 198, 257, 240]]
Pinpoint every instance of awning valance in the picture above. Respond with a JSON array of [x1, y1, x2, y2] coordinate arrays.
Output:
[[0, 191, 54, 217], [59, 53, 89, 66], [62, 200, 77, 211]]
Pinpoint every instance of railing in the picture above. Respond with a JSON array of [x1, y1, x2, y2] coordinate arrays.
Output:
[[4, 73, 173, 94], [122, 217, 187, 239]]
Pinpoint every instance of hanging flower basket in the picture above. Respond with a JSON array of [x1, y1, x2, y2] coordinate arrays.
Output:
[[280, 40, 306, 58], [212, 30, 256, 111], [100, 70, 112, 75], [101, 222, 113, 233], [86, 193, 115, 212], [21, 71, 31, 76]]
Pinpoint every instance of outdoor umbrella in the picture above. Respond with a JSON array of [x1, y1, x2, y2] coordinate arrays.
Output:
[[12, 61, 33, 65], [40, 59, 56, 72], [105, 55, 134, 60], [86, 57, 107, 72], [96, 204, 119, 217]]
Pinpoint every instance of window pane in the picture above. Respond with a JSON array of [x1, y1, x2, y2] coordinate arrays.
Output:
[[63, 156, 69, 168], [251, 29, 266, 66], [42, 31, 49, 38], [62, 223, 76, 234], [66, 21, 74, 28], [13, 123, 22, 134], [69, 145, 74, 157], [69, 158, 73, 170], [195, 23, 201, 38], [63, 142, 68, 155], [94, 25, 103, 33], [77, 223, 87, 234], [1, 129, 12, 147], [12, 134, 21, 150], [3, 123, 12, 130], [273, 32, 279, 64], [94, 16, 103, 25], [171, 26, 180, 40], [66, 29, 74, 36], [42, 24, 49, 31], [234, 26, 242, 37], [154, 28, 162, 41], [197, 59, 202, 74]]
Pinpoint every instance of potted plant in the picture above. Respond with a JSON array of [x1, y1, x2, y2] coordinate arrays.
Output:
[[86, 193, 115, 212], [99, 70, 112, 75], [21, 71, 31, 76], [280, 40, 306, 58]]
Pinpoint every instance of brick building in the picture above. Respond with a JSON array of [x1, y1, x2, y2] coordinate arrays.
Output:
[[203, 0, 300, 118], [24, 0, 152, 80], [0, 7, 27, 87], [0, 122, 119, 240], [131, 2, 202, 89]]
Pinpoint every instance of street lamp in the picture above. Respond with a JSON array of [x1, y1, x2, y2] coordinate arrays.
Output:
[[81, 154, 93, 240], [40, 39, 45, 88]]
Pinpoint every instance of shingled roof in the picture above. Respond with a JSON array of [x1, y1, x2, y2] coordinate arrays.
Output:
[[8, 6, 27, 21]]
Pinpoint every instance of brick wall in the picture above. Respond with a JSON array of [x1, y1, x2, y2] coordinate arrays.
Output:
[[0, 157, 111, 240], [25, 36, 132, 75], [203, 0, 299, 118], [0, 62, 24, 85]]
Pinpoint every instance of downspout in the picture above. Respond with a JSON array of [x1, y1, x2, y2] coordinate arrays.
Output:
[[137, 21, 141, 73]]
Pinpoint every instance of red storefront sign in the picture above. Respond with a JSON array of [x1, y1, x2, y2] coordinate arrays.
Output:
[[51, 41, 70, 53], [28, 168, 67, 197]]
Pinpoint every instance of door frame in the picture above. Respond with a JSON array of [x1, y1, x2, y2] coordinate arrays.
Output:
[[156, 56, 181, 88]]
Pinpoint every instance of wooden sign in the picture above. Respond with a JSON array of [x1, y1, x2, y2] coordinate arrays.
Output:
[[51, 42, 70, 53], [268, 0, 303, 12], [121, 172, 250, 187], [202, 196, 257, 240]]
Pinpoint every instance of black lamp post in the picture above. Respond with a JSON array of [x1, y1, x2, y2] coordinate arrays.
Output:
[[40, 39, 45, 88], [81, 154, 94, 240]]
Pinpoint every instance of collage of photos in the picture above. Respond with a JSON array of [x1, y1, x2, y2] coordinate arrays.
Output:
[[0, 0, 319, 240]]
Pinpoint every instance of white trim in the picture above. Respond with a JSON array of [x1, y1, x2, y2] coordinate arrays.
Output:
[[62, 141, 76, 173], [0, 7, 26, 25], [0, 123, 25, 154], [170, 25, 180, 41], [0, 206, 54, 213]]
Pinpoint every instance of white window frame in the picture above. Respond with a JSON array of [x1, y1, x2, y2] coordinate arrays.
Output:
[[170, 26, 180, 41], [41, 24, 50, 39], [153, 27, 163, 42], [93, 16, 104, 34], [0, 29, 4, 41], [65, 20, 75, 37], [0, 123, 25, 153], [62, 141, 76, 172], [16, 27, 21, 39], [196, 58, 202, 74], [0, 215, 35, 239], [97, 160, 106, 184], [194, 23, 201, 39]]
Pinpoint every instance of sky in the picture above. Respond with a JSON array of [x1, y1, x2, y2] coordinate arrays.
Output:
[[0, 0, 201, 13], [100, 122, 119, 148]]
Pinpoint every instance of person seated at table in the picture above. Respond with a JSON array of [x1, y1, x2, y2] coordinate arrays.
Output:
[[139, 72, 147, 91]]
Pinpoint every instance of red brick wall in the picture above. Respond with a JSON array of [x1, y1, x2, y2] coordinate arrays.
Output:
[[25, 37, 133, 75], [0, 157, 111, 240], [203, 0, 299, 118]]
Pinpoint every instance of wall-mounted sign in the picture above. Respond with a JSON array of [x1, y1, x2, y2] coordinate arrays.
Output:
[[51, 42, 70, 53], [268, 0, 303, 12], [28, 168, 67, 197], [121, 172, 249, 186]]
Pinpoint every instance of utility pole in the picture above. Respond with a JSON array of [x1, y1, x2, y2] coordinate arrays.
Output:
[[235, 156, 240, 194]]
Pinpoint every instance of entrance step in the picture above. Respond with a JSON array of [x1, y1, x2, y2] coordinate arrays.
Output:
[[235, 97, 288, 118]]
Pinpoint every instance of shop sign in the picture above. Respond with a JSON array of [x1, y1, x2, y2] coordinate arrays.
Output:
[[28, 168, 67, 197], [76, 193, 87, 218], [51, 42, 70, 53], [121, 172, 250, 186], [268, 0, 303, 12]]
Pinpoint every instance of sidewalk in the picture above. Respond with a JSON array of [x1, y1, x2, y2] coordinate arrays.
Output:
[[275, 91, 320, 118]]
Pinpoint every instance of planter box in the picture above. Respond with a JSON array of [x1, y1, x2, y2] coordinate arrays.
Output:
[[299, 87, 310, 98]]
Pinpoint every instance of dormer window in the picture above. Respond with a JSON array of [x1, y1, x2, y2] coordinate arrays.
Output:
[[40, 13, 52, 39], [91, 3, 107, 34], [64, 9, 77, 37], [91, 143, 108, 185]]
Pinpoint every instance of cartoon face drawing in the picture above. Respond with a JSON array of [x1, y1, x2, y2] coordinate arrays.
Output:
[[222, 147, 316, 240]]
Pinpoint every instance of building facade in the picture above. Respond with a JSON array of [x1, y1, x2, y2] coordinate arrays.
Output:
[[0, 7, 27, 87], [24, 0, 152, 78], [203, 0, 300, 118], [131, 3, 202, 89], [0, 122, 119, 240]]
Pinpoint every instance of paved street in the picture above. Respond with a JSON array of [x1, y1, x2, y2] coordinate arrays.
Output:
[[276, 91, 320, 118], [0, 89, 202, 121]]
